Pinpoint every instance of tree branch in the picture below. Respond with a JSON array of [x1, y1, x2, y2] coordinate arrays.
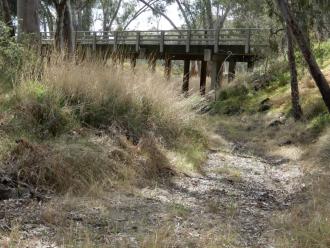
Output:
[[137, 0, 178, 30], [108, 0, 122, 31]]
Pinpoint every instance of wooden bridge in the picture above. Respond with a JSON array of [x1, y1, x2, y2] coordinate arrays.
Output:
[[41, 28, 270, 95]]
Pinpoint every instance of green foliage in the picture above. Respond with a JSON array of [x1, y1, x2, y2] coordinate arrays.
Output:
[[218, 85, 249, 101], [211, 97, 244, 115], [211, 85, 248, 115], [275, 72, 290, 87], [308, 114, 330, 136], [313, 40, 330, 67], [303, 97, 328, 120], [0, 22, 25, 88], [13, 81, 77, 138]]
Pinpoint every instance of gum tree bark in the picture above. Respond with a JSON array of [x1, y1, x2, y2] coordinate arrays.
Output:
[[17, 0, 40, 41], [53, 0, 74, 55], [286, 25, 303, 120], [276, 0, 330, 112]]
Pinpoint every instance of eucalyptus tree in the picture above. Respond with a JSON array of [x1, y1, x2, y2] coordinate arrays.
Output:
[[276, 0, 330, 112], [17, 0, 40, 41], [40, 0, 55, 32], [286, 25, 303, 120], [99, 0, 122, 31], [137, 0, 178, 29], [51, 0, 74, 54], [70, 0, 96, 31]]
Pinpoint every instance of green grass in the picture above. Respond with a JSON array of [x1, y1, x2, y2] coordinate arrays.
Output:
[[168, 203, 191, 218], [308, 113, 330, 136]]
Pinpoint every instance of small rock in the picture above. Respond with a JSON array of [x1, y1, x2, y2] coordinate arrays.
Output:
[[268, 118, 285, 127], [259, 98, 272, 112], [0, 184, 15, 201], [278, 139, 292, 146]]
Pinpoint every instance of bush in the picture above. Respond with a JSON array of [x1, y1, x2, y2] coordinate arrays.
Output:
[[0, 22, 25, 88], [314, 40, 330, 66], [211, 97, 244, 115], [13, 81, 76, 137], [35, 60, 203, 145], [303, 97, 328, 120], [308, 113, 330, 136], [218, 85, 249, 101]]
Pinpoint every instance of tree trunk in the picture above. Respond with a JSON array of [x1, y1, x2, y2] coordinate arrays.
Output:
[[17, 0, 40, 42], [138, 0, 178, 30], [108, 0, 122, 31], [17, 0, 40, 41], [215, 6, 230, 33], [54, 0, 74, 56], [175, 0, 191, 29], [287, 25, 303, 120], [54, 2, 66, 50], [81, 5, 93, 31], [204, 0, 213, 29], [63, 0, 74, 55], [1, 0, 14, 36], [276, 0, 330, 112], [43, 3, 54, 32]]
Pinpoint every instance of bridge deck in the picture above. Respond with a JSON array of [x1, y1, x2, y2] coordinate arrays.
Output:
[[41, 28, 270, 95], [41, 28, 269, 55]]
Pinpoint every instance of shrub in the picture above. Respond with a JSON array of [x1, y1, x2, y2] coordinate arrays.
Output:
[[0, 22, 26, 88], [303, 97, 328, 120], [218, 85, 249, 101], [13, 81, 77, 137], [36, 60, 203, 145], [308, 113, 330, 136]]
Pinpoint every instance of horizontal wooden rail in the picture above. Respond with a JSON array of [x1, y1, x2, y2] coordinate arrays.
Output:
[[41, 28, 270, 53]]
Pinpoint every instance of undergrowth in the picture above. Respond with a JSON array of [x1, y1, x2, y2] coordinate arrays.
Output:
[[0, 54, 207, 193], [211, 39, 330, 248]]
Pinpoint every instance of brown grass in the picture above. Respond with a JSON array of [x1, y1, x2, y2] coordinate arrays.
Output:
[[0, 56, 207, 194]]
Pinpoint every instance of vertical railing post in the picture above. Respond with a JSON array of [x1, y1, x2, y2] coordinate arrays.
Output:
[[136, 31, 140, 52], [114, 31, 118, 51], [186, 30, 191, 53], [160, 31, 165, 53], [214, 29, 219, 53], [245, 29, 251, 54]]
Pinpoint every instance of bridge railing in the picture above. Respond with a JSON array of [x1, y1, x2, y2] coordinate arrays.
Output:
[[41, 28, 270, 53]]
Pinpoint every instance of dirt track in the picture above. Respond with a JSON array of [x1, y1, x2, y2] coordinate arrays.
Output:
[[0, 139, 304, 247]]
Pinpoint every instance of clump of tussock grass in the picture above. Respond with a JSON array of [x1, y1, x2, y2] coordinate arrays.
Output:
[[275, 128, 330, 248], [4, 136, 119, 193], [16, 58, 203, 144], [275, 175, 330, 248], [12, 80, 77, 137], [3, 131, 176, 193], [1, 56, 207, 193]]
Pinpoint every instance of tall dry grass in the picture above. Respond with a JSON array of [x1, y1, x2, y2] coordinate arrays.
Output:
[[275, 128, 330, 248], [1, 56, 207, 193], [15, 58, 203, 143]]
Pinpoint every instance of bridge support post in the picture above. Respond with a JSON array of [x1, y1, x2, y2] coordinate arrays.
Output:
[[210, 60, 222, 90], [164, 58, 171, 80], [182, 60, 190, 93], [228, 61, 236, 82], [200, 61, 207, 95]]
